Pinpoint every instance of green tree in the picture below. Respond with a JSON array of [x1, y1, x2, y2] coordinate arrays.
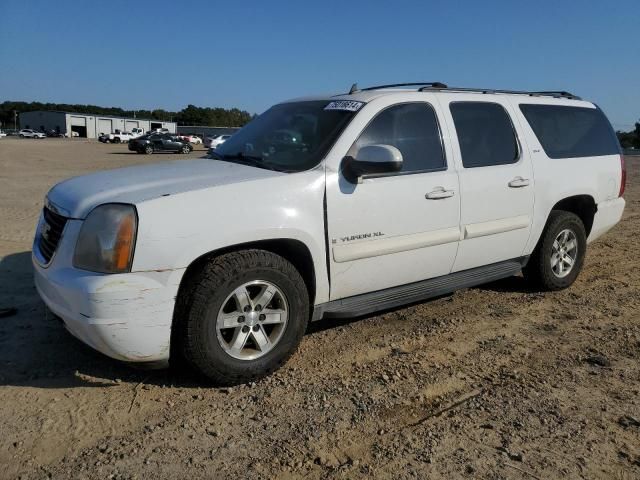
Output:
[[0, 101, 254, 129]]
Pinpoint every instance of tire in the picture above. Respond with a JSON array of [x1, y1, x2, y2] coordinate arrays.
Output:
[[113, 137, 121, 144], [176, 249, 310, 385], [144, 145, 153, 154], [181, 144, 190, 154], [523, 210, 586, 291], [19, 134, 24, 138]]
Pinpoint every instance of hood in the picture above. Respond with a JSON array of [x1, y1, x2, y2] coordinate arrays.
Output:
[[47, 158, 285, 218]]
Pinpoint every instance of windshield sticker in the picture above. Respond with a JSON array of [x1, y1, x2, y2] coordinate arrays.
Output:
[[324, 100, 365, 112]]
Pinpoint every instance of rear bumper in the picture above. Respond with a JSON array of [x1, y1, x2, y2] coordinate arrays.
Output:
[[588, 197, 625, 243], [32, 218, 185, 364]]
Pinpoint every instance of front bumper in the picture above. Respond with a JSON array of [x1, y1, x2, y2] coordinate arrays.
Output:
[[33, 217, 185, 364]]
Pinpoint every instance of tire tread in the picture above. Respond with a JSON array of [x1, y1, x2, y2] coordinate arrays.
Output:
[[523, 210, 586, 291], [176, 249, 308, 385]]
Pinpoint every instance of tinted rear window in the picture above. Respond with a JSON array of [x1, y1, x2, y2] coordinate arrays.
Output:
[[519, 104, 619, 159]]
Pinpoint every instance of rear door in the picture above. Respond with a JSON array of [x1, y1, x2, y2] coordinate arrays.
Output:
[[326, 97, 461, 300], [437, 96, 534, 272]]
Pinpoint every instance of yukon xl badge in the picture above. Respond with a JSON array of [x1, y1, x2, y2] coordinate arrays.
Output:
[[333, 232, 385, 244]]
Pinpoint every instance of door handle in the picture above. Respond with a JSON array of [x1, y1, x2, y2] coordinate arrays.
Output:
[[508, 177, 530, 188], [425, 187, 455, 200]]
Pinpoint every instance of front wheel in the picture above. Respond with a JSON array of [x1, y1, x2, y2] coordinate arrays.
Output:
[[176, 250, 309, 385], [144, 145, 153, 154], [113, 137, 121, 144], [181, 144, 191, 154], [523, 210, 586, 290]]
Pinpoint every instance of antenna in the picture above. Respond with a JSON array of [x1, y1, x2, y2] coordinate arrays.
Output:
[[349, 83, 359, 94]]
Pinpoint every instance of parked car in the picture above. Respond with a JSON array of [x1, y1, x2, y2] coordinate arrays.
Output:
[[19, 129, 46, 139], [32, 82, 626, 385], [108, 131, 134, 143], [0, 130, 6, 138], [106, 128, 143, 143], [149, 128, 170, 134], [46, 130, 65, 138], [204, 134, 232, 149], [128, 133, 193, 154], [180, 134, 203, 144]]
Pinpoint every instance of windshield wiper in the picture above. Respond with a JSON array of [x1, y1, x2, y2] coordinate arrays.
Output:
[[217, 152, 282, 172]]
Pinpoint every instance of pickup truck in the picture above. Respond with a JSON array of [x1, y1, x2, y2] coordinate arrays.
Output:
[[108, 128, 144, 143], [32, 82, 625, 385]]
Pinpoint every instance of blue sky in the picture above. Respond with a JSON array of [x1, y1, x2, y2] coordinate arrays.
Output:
[[1, 0, 638, 130]]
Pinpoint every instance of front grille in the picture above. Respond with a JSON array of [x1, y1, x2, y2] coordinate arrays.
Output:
[[37, 207, 68, 263]]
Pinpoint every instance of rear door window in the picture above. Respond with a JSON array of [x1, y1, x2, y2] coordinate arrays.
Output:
[[519, 104, 619, 158], [450, 102, 519, 168]]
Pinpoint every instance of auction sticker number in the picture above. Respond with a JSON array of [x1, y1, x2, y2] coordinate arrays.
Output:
[[324, 101, 365, 112]]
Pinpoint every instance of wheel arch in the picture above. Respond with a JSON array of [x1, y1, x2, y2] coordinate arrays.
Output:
[[170, 238, 317, 361], [550, 194, 596, 236]]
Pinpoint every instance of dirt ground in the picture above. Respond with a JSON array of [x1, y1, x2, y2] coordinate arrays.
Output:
[[0, 137, 638, 479]]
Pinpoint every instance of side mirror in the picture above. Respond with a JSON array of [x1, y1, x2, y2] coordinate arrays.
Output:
[[341, 144, 403, 183]]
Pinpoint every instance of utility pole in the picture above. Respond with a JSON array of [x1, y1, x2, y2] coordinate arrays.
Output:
[[14, 110, 18, 131]]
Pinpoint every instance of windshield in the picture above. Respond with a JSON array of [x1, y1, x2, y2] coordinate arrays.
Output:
[[210, 100, 358, 172]]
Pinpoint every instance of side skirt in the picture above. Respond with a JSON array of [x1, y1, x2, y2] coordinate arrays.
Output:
[[312, 257, 528, 321]]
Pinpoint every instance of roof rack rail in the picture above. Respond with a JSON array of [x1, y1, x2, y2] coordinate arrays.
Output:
[[418, 85, 581, 100], [349, 82, 448, 94], [528, 90, 581, 99]]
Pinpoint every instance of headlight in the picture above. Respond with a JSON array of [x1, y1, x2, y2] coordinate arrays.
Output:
[[73, 204, 138, 273]]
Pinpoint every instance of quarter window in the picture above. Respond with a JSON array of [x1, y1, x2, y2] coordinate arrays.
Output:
[[450, 102, 519, 168], [351, 103, 446, 174], [519, 104, 619, 159]]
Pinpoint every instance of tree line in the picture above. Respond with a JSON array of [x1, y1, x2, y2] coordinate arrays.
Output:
[[617, 121, 640, 149], [2, 100, 638, 148], [0, 101, 254, 129]]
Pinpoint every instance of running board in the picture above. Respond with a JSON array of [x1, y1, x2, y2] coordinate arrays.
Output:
[[312, 258, 527, 321]]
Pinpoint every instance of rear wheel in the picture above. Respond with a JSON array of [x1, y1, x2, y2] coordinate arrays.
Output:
[[176, 250, 309, 385], [523, 210, 586, 290], [113, 137, 121, 144]]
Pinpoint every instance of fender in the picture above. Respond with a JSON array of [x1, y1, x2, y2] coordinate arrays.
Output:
[[132, 169, 331, 304]]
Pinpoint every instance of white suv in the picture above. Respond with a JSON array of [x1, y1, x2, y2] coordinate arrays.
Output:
[[32, 82, 626, 385]]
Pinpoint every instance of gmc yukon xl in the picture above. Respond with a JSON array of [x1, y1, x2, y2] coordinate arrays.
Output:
[[32, 82, 626, 384]]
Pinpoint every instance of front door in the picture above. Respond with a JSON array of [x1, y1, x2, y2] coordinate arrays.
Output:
[[326, 99, 461, 300], [437, 96, 535, 272]]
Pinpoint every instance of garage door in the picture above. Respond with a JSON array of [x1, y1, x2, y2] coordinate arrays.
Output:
[[70, 116, 88, 138], [125, 120, 139, 131], [98, 118, 112, 134], [70, 116, 86, 127]]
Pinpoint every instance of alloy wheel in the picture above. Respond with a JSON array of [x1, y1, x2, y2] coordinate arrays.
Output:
[[215, 280, 289, 360], [550, 228, 578, 278]]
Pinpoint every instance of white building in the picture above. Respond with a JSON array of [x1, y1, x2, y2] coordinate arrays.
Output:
[[19, 111, 177, 139]]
